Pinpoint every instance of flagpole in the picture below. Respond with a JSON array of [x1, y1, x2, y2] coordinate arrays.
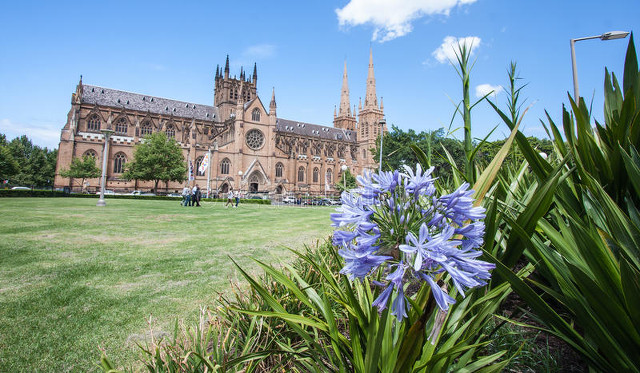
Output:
[[206, 148, 211, 199]]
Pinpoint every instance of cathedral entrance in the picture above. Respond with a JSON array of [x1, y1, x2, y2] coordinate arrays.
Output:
[[275, 185, 283, 194], [219, 183, 229, 194], [248, 171, 262, 193]]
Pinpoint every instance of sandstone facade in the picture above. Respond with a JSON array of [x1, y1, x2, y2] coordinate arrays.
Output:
[[54, 51, 387, 197]]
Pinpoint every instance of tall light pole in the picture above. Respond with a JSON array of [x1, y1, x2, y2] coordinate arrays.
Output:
[[571, 31, 629, 105], [378, 119, 386, 173], [97, 127, 114, 207], [341, 164, 348, 191]]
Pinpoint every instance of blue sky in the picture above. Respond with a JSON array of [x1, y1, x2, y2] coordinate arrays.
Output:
[[1, 0, 638, 149]]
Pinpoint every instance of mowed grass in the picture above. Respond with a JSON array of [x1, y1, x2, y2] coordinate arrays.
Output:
[[0, 198, 334, 372]]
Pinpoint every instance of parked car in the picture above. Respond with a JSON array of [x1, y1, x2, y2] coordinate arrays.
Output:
[[166, 193, 182, 197], [322, 198, 340, 206], [283, 196, 296, 204], [95, 190, 115, 195], [11, 186, 30, 190]]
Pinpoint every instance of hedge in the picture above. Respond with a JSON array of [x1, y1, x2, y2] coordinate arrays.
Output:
[[0, 189, 272, 204]]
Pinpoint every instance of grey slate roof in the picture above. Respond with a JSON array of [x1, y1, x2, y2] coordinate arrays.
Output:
[[81, 85, 219, 122], [275, 118, 356, 143]]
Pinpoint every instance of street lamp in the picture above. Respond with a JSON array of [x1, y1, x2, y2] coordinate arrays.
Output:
[[97, 127, 114, 207], [341, 164, 348, 191], [570, 30, 629, 105], [378, 119, 386, 173]]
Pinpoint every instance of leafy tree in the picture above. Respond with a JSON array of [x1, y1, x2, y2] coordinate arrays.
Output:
[[59, 154, 100, 191], [5, 134, 57, 188], [0, 137, 19, 182], [123, 132, 186, 193], [334, 168, 357, 192]]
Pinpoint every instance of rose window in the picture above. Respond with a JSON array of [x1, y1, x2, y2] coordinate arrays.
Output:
[[245, 129, 265, 150]]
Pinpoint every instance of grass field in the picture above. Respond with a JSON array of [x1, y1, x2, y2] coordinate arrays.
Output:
[[0, 198, 334, 372]]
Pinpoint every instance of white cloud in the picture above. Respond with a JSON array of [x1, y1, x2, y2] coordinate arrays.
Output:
[[1, 118, 60, 149], [432, 35, 481, 64], [475, 83, 503, 98], [243, 44, 276, 59], [336, 0, 477, 42]]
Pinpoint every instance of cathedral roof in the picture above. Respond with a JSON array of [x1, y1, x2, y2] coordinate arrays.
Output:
[[81, 85, 219, 122], [275, 118, 356, 143]]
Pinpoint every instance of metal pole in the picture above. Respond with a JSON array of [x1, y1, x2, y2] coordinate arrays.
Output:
[[206, 148, 211, 199], [570, 39, 580, 106], [378, 119, 385, 173], [97, 131, 112, 207]]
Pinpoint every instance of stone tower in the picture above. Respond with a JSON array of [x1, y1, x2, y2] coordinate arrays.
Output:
[[214, 56, 258, 120], [357, 48, 386, 171], [333, 61, 357, 131]]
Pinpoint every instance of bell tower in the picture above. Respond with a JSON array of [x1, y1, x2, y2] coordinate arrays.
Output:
[[357, 48, 386, 171], [214, 55, 258, 120], [333, 61, 357, 131]]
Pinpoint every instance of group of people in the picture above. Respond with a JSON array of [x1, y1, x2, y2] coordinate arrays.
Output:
[[182, 184, 202, 207], [181, 184, 240, 208], [225, 188, 240, 208]]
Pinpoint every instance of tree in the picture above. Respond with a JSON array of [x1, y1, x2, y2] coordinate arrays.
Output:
[[59, 154, 101, 191], [5, 134, 57, 188], [334, 168, 357, 193], [0, 136, 19, 182], [123, 132, 186, 193]]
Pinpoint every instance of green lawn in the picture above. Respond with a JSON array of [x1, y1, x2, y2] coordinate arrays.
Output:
[[0, 198, 334, 372]]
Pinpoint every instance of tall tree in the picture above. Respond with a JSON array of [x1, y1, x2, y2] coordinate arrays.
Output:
[[0, 134, 19, 183], [5, 135, 57, 188], [123, 132, 186, 193], [334, 168, 357, 192], [59, 154, 100, 191]]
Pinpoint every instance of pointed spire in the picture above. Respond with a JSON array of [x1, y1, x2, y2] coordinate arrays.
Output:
[[215, 65, 219, 78], [380, 96, 384, 111], [334, 105, 337, 117], [364, 48, 377, 109], [253, 63, 258, 84], [358, 97, 362, 111], [224, 55, 230, 78], [270, 87, 276, 109], [338, 60, 351, 117], [240, 66, 244, 80]]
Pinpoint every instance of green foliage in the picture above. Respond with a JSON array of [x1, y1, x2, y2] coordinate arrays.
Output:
[[482, 34, 640, 372], [123, 133, 187, 193], [334, 167, 357, 192], [0, 189, 66, 197], [0, 143, 19, 180], [3, 134, 57, 188], [59, 154, 101, 189]]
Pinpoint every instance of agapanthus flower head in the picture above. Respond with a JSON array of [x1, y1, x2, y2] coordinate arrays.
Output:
[[332, 164, 495, 321]]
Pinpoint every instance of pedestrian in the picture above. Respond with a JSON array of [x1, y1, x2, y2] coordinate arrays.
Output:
[[182, 184, 191, 206], [192, 184, 201, 207], [225, 188, 234, 208], [234, 189, 240, 207]]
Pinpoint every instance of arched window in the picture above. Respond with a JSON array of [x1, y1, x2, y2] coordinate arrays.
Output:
[[326, 168, 333, 184], [166, 124, 175, 139], [83, 149, 98, 159], [275, 162, 283, 178], [87, 114, 101, 131], [195, 156, 205, 176], [140, 120, 152, 136], [115, 117, 128, 135], [220, 158, 230, 175], [313, 167, 319, 183], [113, 153, 126, 173], [251, 108, 261, 122], [298, 166, 305, 182]]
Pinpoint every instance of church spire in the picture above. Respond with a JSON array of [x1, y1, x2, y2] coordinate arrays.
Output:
[[253, 63, 258, 84], [224, 55, 230, 79], [338, 60, 351, 117], [270, 87, 277, 111], [364, 48, 377, 109]]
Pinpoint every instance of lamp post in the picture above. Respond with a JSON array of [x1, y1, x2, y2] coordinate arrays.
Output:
[[378, 119, 386, 173], [238, 170, 243, 196], [570, 31, 629, 105], [97, 127, 114, 207], [341, 164, 348, 191]]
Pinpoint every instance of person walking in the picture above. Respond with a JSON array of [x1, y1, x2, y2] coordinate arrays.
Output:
[[182, 184, 191, 206], [225, 188, 234, 208], [234, 189, 240, 208], [192, 184, 201, 207]]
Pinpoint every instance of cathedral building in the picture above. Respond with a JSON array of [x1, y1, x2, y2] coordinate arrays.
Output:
[[54, 50, 387, 197]]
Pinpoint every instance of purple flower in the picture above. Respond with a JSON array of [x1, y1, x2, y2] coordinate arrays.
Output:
[[375, 170, 401, 193], [331, 192, 373, 227], [438, 183, 486, 226], [372, 283, 394, 312], [338, 248, 392, 280], [402, 164, 435, 195]]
